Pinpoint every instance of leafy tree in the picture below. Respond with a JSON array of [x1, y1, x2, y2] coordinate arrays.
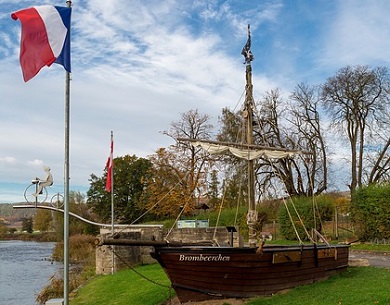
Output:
[[34, 209, 52, 232], [222, 174, 245, 208], [22, 216, 33, 233], [69, 191, 98, 235], [52, 191, 98, 238], [322, 65, 390, 192], [87, 155, 152, 223], [216, 108, 247, 207], [217, 107, 244, 145], [207, 169, 220, 208]]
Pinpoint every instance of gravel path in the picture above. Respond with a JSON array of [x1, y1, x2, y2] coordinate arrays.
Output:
[[349, 250, 390, 268]]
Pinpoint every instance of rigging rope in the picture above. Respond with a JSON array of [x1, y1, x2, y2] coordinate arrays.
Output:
[[305, 157, 329, 244], [107, 172, 190, 239], [281, 197, 303, 244], [213, 179, 227, 242], [131, 173, 189, 225], [165, 199, 188, 240], [109, 247, 175, 304], [267, 156, 314, 243], [251, 100, 318, 244], [234, 164, 244, 227]]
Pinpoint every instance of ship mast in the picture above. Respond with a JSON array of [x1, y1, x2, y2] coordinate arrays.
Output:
[[242, 24, 257, 247]]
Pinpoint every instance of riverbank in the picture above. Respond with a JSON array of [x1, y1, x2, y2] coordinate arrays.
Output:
[[0, 232, 57, 242]]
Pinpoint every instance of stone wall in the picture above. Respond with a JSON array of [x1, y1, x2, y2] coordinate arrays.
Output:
[[96, 225, 163, 275], [96, 225, 242, 275], [166, 226, 243, 247]]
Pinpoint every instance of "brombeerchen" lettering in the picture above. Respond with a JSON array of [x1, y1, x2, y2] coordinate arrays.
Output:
[[179, 254, 230, 262]]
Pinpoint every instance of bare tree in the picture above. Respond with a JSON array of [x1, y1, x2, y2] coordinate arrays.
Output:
[[321, 65, 390, 191], [217, 88, 328, 199], [253, 88, 328, 197], [161, 109, 215, 210], [289, 83, 328, 195]]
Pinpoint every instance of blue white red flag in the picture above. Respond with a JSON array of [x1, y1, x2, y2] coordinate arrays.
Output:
[[11, 5, 71, 82]]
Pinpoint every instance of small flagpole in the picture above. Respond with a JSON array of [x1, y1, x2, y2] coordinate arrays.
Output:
[[110, 131, 115, 274], [64, 1, 72, 305]]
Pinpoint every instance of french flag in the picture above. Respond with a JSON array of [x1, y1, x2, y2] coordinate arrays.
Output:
[[11, 5, 71, 82]]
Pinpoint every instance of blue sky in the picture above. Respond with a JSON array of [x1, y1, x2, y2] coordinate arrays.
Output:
[[1, 0, 390, 203]]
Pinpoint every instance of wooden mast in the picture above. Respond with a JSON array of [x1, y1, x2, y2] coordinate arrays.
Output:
[[242, 24, 257, 247]]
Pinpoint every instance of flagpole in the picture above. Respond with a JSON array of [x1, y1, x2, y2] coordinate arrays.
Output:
[[110, 131, 114, 274], [64, 1, 72, 305]]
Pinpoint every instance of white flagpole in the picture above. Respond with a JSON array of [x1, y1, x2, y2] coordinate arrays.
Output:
[[64, 1, 72, 304], [110, 131, 115, 274]]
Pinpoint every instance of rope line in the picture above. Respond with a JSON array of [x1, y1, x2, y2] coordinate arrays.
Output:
[[111, 247, 172, 289]]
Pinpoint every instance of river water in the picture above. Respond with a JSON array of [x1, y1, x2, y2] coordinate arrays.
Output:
[[0, 240, 62, 305]]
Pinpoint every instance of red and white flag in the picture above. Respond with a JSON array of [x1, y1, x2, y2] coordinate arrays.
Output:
[[11, 5, 71, 82], [105, 137, 114, 192]]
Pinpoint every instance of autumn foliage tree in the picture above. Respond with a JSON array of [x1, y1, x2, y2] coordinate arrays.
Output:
[[142, 147, 188, 218], [143, 109, 215, 218]]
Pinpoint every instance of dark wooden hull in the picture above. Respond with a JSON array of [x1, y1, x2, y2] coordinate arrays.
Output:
[[151, 244, 349, 303]]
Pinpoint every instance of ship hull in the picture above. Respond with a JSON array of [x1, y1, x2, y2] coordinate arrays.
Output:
[[151, 244, 349, 303]]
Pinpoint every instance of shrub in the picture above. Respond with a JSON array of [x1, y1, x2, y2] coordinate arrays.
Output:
[[52, 234, 96, 264], [279, 196, 333, 241], [350, 183, 390, 241], [37, 234, 97, 305]]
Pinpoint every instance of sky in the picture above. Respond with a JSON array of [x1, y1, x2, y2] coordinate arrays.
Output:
[[1, 0, 390, 203]]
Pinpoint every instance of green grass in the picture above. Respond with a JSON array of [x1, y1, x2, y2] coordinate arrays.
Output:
[[351, 243, 390, 252], [70, 264, 390, 305], [246, 267, 390, 305], [70, 264, 173, 305]]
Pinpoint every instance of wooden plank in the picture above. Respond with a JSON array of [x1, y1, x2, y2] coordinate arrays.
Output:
[[317, 248, 336, 259], [272, 251, 302, 263]]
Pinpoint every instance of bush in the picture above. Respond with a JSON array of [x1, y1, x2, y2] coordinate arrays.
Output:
[[52, 234, 96, 264], [36, 234, 97, 305], [350, 183, 390, 241], [279, 196, 333, 241]]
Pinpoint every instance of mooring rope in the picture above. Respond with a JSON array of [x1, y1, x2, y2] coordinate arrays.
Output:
[[110, 248, 174, 302]]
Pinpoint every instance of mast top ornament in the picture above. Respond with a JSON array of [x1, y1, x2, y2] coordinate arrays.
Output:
[[241, 24, 254, 64]]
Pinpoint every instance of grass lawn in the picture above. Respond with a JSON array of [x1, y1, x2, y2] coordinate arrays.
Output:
[[70, 264, 173, 305], [70, 264, 390, 305], [246, 267, 390, 305]]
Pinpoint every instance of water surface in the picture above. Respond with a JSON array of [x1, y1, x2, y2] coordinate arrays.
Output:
[[0, 240, 62, 305]]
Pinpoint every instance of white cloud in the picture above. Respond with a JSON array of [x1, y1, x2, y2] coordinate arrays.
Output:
[[0, 157, 16, 164], [320, 1, 390, 72], [27, 159, 44, 166], [1, 1, 389, 202]]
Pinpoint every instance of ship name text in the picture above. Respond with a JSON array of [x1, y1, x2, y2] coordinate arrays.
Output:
[[179, 254, 230, 262]]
